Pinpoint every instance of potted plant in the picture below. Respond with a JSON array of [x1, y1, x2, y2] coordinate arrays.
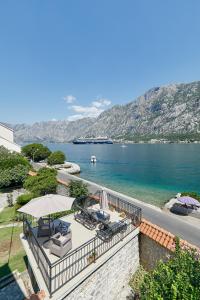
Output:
[[87, 251, 98, 264]]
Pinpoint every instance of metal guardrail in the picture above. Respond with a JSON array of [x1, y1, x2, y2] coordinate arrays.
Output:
[[23, 194, 141, 296]]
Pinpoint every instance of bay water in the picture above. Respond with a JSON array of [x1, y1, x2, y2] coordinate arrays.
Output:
[[46, 143, 200, 207]]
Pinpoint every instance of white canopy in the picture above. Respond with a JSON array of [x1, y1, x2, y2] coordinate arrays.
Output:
[[18, 194, 75, 218]]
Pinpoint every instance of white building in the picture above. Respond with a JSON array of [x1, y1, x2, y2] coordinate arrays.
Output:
[[0, 122, 21, 152]]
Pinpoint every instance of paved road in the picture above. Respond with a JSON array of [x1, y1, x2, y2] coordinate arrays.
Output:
[[57, 171, 200, 247]]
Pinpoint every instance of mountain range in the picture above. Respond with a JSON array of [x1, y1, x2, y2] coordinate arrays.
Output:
[[10, 81, 200, 143]]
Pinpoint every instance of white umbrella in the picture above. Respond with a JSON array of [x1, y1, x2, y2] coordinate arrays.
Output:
[[18, 194, 75, 218], [100, 190, 109, 210]]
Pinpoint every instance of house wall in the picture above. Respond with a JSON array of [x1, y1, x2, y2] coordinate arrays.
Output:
[[139, 234, 171, 271], [0, 136, 21, 152], [0, 123, 13, 142], [0, 123, 21, 152], [64, 235, 139, 300]]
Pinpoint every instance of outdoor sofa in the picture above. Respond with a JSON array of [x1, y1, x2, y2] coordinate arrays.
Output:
[[50, 231, 72, 258]]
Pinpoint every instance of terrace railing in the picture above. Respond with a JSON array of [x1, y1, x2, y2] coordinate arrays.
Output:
[[23, 193, 141, 297]]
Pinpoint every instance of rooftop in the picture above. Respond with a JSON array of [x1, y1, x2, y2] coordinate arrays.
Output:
[[20, 193, 141, 298], [140, 218, 199, 251]]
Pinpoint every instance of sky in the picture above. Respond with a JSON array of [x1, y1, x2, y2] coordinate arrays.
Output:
[[1, 0, 200, 124]]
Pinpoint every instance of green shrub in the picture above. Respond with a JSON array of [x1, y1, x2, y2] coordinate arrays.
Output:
[[23, 167, 58, 196], [129, 266, 147, 295], [139, 239, 200, 300], [0, 147, 30, 189], [22, 143, 51, 162], [16, 193, 35, 207], [68, 180, 89, 198], [47, 151, 66, 165], [0, 165, 30, 189], [181, 191, 200, 202]]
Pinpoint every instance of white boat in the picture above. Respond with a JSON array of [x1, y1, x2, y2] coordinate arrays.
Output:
[[91, 155, 97, 163], [121, 144, 127, 148]]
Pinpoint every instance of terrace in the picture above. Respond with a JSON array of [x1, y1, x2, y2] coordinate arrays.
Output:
[[20, 192, 141, 298]]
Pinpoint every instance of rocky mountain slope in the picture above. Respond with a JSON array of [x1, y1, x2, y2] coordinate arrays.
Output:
[[11, 81, 200, 143]]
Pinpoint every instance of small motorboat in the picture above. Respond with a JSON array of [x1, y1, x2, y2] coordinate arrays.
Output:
[[121, 144, 127, 148], [91, 155, 97, 163]]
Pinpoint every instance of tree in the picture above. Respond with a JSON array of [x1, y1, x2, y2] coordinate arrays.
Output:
[[47, 151, 66, 165], [139, 239, 200, 300], [23, 167, 58, 196], [0, 147, 30, 189], [22, 143, 51, 162], [68, 180, 89, 198]]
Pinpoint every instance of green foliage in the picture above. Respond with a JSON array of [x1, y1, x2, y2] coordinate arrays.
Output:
[[0, 165, 29, 189], [16, 193, 35, 207], [68, 180, 89, 198], [139, 240, 200, 300], [181, 191, 200, 202], [47, 151, 66, 165], [51, 209, 76, 220], [0, 147, 30, 170], [23, 167, 58, 196], [129, 266, 147, 294], [0, 147, 30, 189], [22, 143, 51, 162]]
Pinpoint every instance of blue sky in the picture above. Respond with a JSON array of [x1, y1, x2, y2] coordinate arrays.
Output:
[[1, 0, 200, 124]]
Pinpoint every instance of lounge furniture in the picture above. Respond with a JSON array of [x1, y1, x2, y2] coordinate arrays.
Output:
[[55, 220, 70, 235], [37, 217, 53, 237], [92, 210, 110, 223], [97, 219, 128, 241], [74, 205, 99, 230], [50, 231, 72, 258]]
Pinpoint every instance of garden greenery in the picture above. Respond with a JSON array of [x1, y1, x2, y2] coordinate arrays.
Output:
[[22, 143, 51, 162], [68, 180, 89, 198], [0, 147, 30, 189], [139, 239, 200, 300], [23, 167, 58, 196], [47, 151, 66, 165]]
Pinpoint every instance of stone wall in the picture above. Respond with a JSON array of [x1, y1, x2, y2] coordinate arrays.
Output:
[[65, 235, 139, 300], [139, 234, 171, 271]]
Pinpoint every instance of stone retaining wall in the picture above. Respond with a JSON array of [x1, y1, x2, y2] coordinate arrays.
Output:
[[65, 235, 139, 300]]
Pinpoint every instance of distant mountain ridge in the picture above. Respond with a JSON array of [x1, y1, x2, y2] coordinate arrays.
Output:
[[10, 81, 200, 143]]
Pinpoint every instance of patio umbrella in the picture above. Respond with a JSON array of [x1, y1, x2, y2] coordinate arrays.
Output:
[[100, 190, 109, 210], [177, 196, 200, 207], [18, 194, 75, 218]]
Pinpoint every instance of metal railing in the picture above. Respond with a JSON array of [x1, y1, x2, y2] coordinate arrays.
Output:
[[23, 193, 141, 297]]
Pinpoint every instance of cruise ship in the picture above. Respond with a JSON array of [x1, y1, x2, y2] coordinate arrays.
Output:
[[73, 137, 113, 144]]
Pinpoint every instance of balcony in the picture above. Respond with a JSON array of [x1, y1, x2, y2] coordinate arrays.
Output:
[[20, 193, 141, 298]]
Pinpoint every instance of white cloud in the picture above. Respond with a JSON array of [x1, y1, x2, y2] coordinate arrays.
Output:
[[51, 118, 57, 121], [63, 95, 76, 103], [67, 97, 111, 121], [92, 98, 111, 108], [67, 114, 84, 121]]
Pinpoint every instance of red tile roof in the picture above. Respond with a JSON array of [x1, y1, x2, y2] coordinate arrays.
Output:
[[140, 218, 198, 251]]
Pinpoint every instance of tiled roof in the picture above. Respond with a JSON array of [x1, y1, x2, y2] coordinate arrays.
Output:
[[140, 218, 198, 251]]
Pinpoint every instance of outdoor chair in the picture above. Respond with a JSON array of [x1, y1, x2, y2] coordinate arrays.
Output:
[[97, 219, 128, 241], [37, 217, 53, 237], [50, 231, 72, 258], [74, 205, 99, 230]]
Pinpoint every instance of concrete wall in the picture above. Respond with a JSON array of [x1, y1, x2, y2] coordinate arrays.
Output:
[[0, 136, 21, 152], [0, 123, 13, 142], [64, 235, 139, 300], [0, 123, 21, 152], [139, 234, 171, 271]]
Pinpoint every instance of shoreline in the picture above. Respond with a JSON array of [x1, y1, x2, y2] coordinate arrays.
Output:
[[57, 171, 200, 232]]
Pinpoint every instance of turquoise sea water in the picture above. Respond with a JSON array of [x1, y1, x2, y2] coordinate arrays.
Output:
[[46, 143, 200, 207]]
